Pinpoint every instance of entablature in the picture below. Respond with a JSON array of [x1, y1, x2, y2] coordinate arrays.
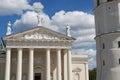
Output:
[[6, 40, 72, 49]]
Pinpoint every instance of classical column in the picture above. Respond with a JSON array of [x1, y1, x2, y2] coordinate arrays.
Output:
[[64, 50, 68, 80], [67, 49, 72, 80], [28, 48, 34, 80], [16, 48, 22, 80], [5, 48, 11, 80], [85, 63, 89, 80], [46, 48, 50, 80], [57, 49, 61, 80]]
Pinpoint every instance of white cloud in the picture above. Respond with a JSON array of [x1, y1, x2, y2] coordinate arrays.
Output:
[[13, 11, 37, 32], [0, 0, 32, 15], [13, 8, 96, 69], [52, 10, 94, 28], [51, 10, 95, 49], [13, 11, 54, 33]]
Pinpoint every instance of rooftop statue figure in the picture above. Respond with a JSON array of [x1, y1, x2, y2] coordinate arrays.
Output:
[[35, 6, 43, 26], [6, 21, 12, 35], [66, 24, 71, 37]]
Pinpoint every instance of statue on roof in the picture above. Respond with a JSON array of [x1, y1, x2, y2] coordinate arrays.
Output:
[[6, 21, 12, 35], [66, 24, 71, 37], [35, 5, 43, 26]]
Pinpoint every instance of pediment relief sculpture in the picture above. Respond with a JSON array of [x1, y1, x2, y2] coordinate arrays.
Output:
[[23, 32, 61, 40], [4, 27, 75, 41]]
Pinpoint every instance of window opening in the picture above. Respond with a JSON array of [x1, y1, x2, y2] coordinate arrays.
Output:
[[102, 43, 105, 49], [97, 0, 100, 6], [118, 41, 120, 48], [107, 0, 113, 2], [103, 60, 105, 66], [119, 59, 120, 64]]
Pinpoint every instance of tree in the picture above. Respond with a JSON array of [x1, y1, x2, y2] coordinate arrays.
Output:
[[89, 68, 96, 80]]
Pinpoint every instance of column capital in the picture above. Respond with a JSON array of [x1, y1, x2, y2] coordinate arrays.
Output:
[[17, 48, 22, 51], [63, 49, 68, 53], [56, 48, 61, 51], [29, 48, 34, 50], [7, 48, 11, 50], [46, 48, 50, 50], [68, 48, 72, 50], [64, 48, 72, 52]]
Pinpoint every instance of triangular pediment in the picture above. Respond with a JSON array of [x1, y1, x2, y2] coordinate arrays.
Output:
[[4, 26, 75, 41]]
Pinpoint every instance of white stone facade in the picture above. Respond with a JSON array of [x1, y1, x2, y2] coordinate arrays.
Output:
[[0, 26, 89, 80], [94, 0, 120, 80]]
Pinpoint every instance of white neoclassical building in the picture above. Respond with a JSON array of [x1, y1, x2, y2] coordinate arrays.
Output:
[[0, 25, 89, 80], [0, 7, 89, 80]]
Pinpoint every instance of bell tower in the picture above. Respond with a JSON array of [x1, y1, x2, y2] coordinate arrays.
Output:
[[94, 0, 120, 80]]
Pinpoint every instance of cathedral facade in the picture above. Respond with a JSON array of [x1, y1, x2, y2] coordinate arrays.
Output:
[[0, 23, 89, 80]]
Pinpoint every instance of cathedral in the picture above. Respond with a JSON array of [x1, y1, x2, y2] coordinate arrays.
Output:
[[0, 6, 89, 80]]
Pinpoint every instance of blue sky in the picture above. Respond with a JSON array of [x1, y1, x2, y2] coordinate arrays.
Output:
[[0, 0, 96, 69]]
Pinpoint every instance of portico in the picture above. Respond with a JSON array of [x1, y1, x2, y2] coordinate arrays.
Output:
[[3, 26, 74, 80], [5, 47, 72, 80]]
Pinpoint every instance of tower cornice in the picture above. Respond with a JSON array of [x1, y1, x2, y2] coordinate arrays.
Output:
[[94, 31, 120, 40]]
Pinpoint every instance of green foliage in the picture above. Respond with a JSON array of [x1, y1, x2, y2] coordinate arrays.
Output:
[[89, 68, 96, 80]]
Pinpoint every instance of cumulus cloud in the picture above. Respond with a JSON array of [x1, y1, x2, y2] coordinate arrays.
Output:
[[51, 10, 95, 49], [13, 4, 96, 69], [13, 2, 59, 33], [13, 11, 54, 33], [52, 10, 94, 29], [0, 0, 33, 15], [13, 11, 38, 32]]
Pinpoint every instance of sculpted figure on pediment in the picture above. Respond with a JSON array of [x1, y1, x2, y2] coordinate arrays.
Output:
[[24, 32, 60, 40]]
